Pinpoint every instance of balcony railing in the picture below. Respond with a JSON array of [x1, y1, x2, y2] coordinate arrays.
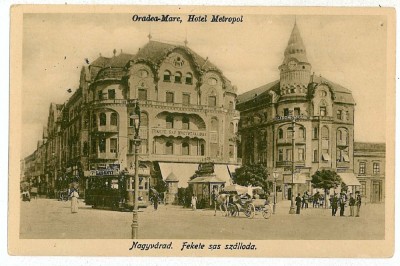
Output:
[[276, 161, 306, 168], [276, 138, 306, 145]]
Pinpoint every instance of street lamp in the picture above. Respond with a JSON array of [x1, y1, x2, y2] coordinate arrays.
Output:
[[131, 102, 141, 239], [289, 117, 296, 214], [272, 170, 279, 214]]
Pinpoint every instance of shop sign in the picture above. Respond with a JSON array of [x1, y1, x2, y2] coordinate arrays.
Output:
[[152, 128, 207, 138], [84, 169, 119, 177]]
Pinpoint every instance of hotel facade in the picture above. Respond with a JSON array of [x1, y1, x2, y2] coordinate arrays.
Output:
[[23, 40, 240, 200]]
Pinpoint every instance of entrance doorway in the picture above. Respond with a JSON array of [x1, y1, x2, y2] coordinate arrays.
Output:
[[371, 181, 381, 203]]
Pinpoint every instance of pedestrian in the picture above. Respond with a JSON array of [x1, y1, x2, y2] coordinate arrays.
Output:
[[339, 193, 347, 216], [70, 189, 79, 214], [302, 191, 309, 209], [349, 193, 355, 217], [295, 193, 302, 214], [319, 194, 324, 208], [313, 192, 319, 208], [331, 193, 338, 216], [191, 194, 197, 211], [355, 191, 362, 217], [153, 194, 159, 210]]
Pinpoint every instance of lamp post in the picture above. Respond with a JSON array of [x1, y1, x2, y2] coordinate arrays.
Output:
[[272, 170, 279, 214], [131, 102, 141, 239], [289, 117, 296, 214]]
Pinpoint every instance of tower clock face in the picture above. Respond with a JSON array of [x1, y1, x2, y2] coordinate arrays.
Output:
[[288, 60, 297, 69]]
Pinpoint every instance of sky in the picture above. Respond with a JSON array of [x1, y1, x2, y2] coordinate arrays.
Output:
[[21, 12, 388, 158]]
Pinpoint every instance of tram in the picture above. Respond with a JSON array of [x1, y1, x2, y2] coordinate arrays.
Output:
[[85, 171, 150, 211]]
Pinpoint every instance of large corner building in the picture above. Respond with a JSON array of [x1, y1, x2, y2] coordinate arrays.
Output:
[[24, 40, 240, 199], [237, 22, 361, 198]]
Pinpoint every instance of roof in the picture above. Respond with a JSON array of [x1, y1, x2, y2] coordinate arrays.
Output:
[[282, 22, 309, 64], [133, 40, 219, 71], [105, 53, 135, 68], [237, 75, 354, 106], [354, 142, 386, 152], [165, 172, 179, 182], [237, 80, 279, 104]]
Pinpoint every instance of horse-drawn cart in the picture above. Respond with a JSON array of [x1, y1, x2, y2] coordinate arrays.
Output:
[[228, 198, 271, 219]]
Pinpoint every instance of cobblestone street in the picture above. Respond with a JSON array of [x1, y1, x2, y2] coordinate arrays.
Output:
[[20, 198, 385, 240]]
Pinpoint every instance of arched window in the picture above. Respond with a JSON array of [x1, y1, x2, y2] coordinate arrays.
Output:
[[200, 144, 205, 156], [321, 126, 329, 139], [337, 110, 342, 120], [138, 88, 147, 100], [287, 127, 294, 139], [163, 70, 171, 82], [211, 117, 218, 131], [99, 113, 106, 126], [110, 112, 118, 126], [166, 141, 173, 155], [182, 116, 189, 130], [185, 73, 193, 84], [140, 112, 148, 127], [166, 115, 174, 129], [174, 72, 182, 83], [182, 142, 189, 155], [299, 127, 305, 139], [278, 128, 283, 139]]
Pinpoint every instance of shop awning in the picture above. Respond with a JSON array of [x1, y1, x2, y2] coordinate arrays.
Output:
[[214, 164, 234, 185], [159, 163, 198, 188], [340, 173, 361, 186], [188, 175, 225, 184]]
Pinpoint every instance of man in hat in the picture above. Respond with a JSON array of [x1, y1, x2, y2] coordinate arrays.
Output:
[[339, 192, 347, 216], [331, 193, 339, 216], [355, 191, 362, 217], [349, 193, 356, 217]]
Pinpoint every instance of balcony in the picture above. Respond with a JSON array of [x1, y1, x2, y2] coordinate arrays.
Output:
[[90, 99, 128, 107], [277, 138, 306, 145], [276, 161, 306, 168]]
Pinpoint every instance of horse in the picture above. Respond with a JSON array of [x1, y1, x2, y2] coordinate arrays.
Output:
[[214, 193, 229, 216]]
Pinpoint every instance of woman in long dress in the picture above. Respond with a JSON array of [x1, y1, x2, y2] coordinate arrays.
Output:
[[191, 195, 197, 211], [70, 189, 79, 213]]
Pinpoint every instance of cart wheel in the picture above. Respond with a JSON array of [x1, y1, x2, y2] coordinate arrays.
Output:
[[262, 205, 272, 219], [245, 203, 255, 219]]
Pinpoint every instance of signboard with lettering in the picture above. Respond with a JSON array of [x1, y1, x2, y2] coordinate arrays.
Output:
[[152, 128, 207, 138]]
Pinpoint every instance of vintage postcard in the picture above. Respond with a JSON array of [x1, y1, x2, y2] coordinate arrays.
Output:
[[8, 5, 395, 257]]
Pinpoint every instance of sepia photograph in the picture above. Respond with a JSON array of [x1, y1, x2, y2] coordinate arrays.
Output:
[[8, 4, 395, 258]]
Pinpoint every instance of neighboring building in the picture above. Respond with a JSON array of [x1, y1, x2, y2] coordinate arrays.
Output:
[[354, 142, 385, 203], [23, 40, 240, 200], [237, 22, 359, 198]]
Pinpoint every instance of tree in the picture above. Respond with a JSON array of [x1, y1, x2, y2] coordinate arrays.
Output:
[[311, 169, 342, 208], [233, 164, 271, 195]]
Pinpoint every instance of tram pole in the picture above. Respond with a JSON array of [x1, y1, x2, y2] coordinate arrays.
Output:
[[131, 102, 141, 239]]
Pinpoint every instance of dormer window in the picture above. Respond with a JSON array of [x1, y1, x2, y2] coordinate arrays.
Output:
[[174, 72, 182, 83], [163, 70, 171, 82], [185, 73, 193, 84]]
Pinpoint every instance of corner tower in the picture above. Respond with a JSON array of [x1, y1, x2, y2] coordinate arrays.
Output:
[[278, 21, 311, 97]]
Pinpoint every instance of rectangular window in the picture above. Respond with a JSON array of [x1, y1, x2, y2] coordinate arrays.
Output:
[[337, 110, 342, 120], [182, 142, 190, 156], [182, 93, 190, 105], [284, 108, 289, 116], [286, 149, 292, 161], [140, 139, 148, 154], [298, 148, 305, 161], [313, 127, 318, 139], [229, 101, 234, 110], [138, 89, 147, 100], [359, 162, 366, 174], [91, 139, 97, 154], [166, 92, 174, 103], [108, 89, 115, 100], [98, 90, 104, 100], [208, 96, 216, 107], [373, 162, 380, 174], [110, 138, 117, 153], [360, 181, 367, 196], [99, 138, 106, 153], [165, 142, 173, 155], [294, 107, 300, 116], [313, 149, 318, 162]]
